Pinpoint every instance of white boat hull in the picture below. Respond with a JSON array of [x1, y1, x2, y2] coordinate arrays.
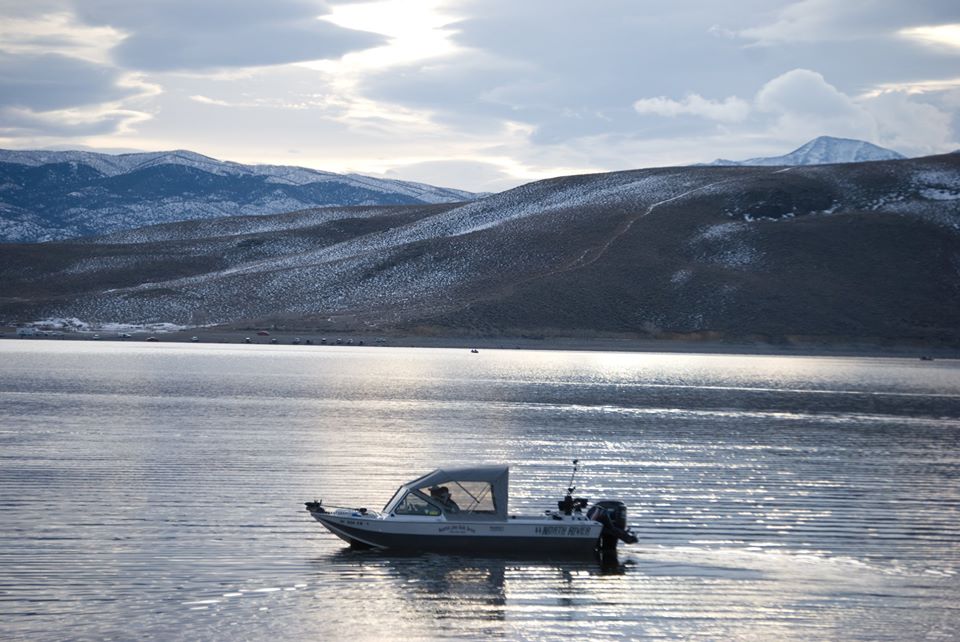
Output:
[[309, 509, 604, 555]]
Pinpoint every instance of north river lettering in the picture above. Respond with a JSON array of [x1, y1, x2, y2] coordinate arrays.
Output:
[[534, 525, 594, 537]]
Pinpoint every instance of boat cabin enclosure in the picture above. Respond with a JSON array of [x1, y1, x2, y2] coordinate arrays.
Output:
[[383, 465, 509, 520]]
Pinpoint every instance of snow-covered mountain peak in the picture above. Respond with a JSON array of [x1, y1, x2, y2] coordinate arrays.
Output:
[[775, 136, 905, 165], [708, 136, 905, 167]]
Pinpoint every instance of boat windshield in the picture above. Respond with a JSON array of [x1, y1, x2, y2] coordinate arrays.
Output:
[[418, 480, 496, 514], [383, 486, 405, 513], [393, 492, 441, 516]]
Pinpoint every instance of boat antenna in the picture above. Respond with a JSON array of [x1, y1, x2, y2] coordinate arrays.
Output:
[[567, 459, 580, 494]]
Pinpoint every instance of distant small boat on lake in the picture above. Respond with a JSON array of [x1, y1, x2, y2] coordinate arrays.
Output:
[[305, 462, 637, 555]]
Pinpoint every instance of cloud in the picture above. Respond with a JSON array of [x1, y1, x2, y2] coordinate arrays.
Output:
[[0, 51, 143, 111], [0, 1, 382, 144], [73, 0, 387, 71], [900, 24, 960, 50], [633, 94, 750, 123], [755, 69, 855, 115], [737, 0, 960, 44], [0, 10, 122, 64], [755, 69, 877, 141], [0, 105, 150, 137], [630, 69, 874, 137], [1, 0, 958, 189], [189, 95, 233, 107], [359, 1, 778, 146], [0, 0, 66, 19], [864, 91, 954, 156], [629, 68, 956, 159], [357, 0, 960, 158]]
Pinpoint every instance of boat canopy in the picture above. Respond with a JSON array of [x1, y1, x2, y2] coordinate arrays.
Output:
[[385, 465, 509, 520]]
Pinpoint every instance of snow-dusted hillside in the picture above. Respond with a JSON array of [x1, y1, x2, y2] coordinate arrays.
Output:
[[2, 152, 959, 344], [710, 136, 905, 167], [0, 149, 478, 242]]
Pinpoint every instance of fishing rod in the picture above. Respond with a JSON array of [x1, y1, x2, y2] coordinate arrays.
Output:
[[558, 459, 588, 515], [567, 458, 580, 494]]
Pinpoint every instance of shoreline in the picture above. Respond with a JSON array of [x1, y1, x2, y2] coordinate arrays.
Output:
[[3, 327, 957, 359]]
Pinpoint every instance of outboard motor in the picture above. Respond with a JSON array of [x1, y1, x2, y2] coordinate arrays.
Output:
[[588, 500, 638, 551]]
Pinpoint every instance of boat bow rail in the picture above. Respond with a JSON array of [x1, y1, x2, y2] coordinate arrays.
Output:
[[304, 500, 380, 519]]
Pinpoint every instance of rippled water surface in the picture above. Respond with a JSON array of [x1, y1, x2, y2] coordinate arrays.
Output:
[[1, 341, 959, 640]]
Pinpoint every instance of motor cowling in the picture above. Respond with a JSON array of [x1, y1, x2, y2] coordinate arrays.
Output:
[[588, 500, 638, 550]]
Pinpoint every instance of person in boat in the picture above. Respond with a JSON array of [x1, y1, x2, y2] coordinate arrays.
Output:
[[430, 486, 460, 513]]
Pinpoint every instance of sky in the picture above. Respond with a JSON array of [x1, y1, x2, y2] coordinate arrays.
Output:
[[1, 0, 959, 192]]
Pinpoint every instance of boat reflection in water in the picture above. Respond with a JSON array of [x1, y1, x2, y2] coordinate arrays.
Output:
[[316, 547, 630, 627]]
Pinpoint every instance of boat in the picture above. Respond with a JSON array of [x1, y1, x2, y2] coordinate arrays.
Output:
[[305, 463, 637, 555]]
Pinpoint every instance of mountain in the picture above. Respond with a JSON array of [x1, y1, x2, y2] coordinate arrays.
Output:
[[2, 153, 959, 345], [0, 149, 478, 242], [710, 136, 906, 167]]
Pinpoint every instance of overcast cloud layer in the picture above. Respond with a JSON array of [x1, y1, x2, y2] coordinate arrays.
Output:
[[0, 0, 958, 191]]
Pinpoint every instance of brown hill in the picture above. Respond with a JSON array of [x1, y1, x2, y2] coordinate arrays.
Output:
[[2, 155, 959, 345]]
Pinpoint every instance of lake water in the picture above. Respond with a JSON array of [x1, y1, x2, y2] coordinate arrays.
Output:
[[1, 341, 958, 641]]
